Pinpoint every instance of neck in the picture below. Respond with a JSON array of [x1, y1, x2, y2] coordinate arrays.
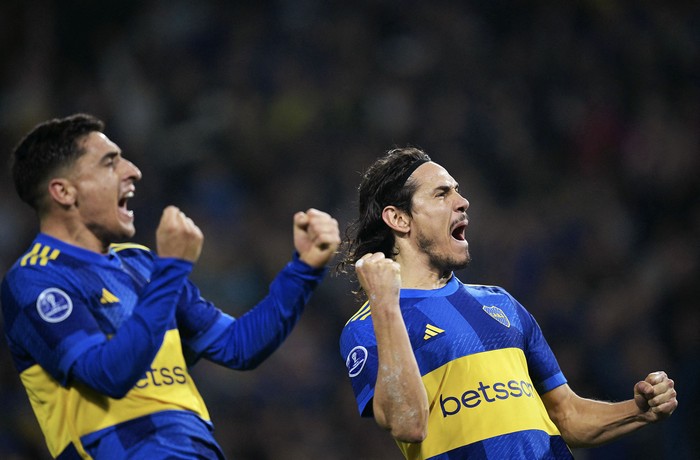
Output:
[[394, 249, 452, 290], [40, 216, 109, 254]]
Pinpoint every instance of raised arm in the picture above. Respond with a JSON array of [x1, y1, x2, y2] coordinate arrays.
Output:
[[541, 371, 678, 448], [183, 209, 340, 369], [71, 206, 204, 397], [355, 252, 429, 443]]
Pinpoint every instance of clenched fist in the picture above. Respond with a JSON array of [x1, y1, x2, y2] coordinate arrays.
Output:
[[633, 371, 678, 422], [355, 252, 401, 309], [156, 206, 204, 262], [294, 208, 340, 268]]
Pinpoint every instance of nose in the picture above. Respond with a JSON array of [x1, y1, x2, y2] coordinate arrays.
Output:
[[456, 193, 469, 213], [124, 158, 142, 182]]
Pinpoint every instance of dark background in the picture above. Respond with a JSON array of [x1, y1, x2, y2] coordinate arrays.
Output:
[[0, 1, 697, 459]]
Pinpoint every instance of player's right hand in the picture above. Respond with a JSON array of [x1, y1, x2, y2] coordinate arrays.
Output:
[[355, 252, 401, 307], [156, 206, 204, 262]]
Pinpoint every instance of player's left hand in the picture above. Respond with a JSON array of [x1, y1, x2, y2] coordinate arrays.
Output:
[[633, 371, 678, 422], [293, 208, 340, 268]]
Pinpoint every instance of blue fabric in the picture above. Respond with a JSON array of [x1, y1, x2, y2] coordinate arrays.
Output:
[[78, 411, 225, 459], [2, 234, 327, 458], [340, 276, 572, 459]]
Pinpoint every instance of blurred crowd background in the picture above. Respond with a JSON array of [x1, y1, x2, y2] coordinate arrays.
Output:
[[0, 1, 697, 459]]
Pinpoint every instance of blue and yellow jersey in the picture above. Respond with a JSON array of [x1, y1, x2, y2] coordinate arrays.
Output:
[[1, 234, 229, 459], [340, 276, 573, 459], [3, 233, 327, 459], [1, 234, 223, 458]]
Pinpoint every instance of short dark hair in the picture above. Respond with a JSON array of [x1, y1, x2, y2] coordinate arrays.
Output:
[[11, 113, 104, 211], [337, 146, 431, 276]]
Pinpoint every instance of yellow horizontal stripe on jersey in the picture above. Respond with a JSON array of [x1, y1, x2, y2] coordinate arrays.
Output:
[[400, 348, 560, 460], [20, 329, 209, 457]]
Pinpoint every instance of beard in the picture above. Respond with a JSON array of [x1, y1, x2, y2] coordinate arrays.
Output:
[[416, 230, 471, 274]]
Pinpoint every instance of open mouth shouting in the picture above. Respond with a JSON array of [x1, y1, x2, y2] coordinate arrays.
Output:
[[451, 217, 468, 242], [119, 189, 135, 220]]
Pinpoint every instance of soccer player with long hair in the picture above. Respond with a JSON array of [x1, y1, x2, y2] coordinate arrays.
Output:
[[338, 147, 677, 459]]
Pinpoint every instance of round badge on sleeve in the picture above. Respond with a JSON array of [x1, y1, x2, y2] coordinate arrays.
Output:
[[36, 288, 73, 323], [346, 346, 368, 377]]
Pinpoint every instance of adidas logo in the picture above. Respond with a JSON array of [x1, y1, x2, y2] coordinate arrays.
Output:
[[100, 288, 120, 304], [423, 324, 445, 340]]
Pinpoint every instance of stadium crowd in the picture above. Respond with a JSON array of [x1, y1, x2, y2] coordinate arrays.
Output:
[[0, 1, 697, 458]]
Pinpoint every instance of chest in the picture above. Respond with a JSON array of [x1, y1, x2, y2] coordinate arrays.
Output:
[[403, 292, 527, 375], [74, 261, 148, 333]]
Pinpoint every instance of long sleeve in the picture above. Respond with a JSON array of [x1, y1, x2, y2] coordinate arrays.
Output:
[[180, 253, 327, 370], [69, 257, 193, 398]]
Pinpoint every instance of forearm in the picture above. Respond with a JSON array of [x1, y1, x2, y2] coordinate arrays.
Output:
[[546, 390, 648, 448], [372, 306, 428, 443], [204, 255, 326, 369], [71, 258, 191, 397]]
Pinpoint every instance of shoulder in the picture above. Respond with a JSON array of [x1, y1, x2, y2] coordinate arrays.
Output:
[[461, 282, 512, 300], [343, 300, 372, 327], [3, 241, 69, 287], [2, 249, 77, 323], [340, 301, 378, 376], [460, 282, 531, 315], [340, 301, 375, 343]]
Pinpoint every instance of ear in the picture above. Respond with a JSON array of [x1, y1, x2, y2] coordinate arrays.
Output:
[[47, 178, 77, 207], [381, 205, 411, 235]]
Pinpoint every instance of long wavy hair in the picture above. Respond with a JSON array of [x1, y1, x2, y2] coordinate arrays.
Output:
[[336, 147, 431, 289]]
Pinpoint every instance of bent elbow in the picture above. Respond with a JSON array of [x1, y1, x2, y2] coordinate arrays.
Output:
[[379, 412, 428, 444], [392, 424, 428, 443], [70, 374, 133, 399], [105, 388, 130, 400], [90, 372, 141, 399], [87, 383, 130, 400], [100, 379, 135, 399]]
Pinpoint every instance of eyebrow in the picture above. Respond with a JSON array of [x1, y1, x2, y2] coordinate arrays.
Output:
[[434, 182, 459, 193], [99, 151, 121, 163]]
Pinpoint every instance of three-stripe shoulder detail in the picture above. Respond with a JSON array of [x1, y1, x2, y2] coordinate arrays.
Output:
[[20, 243, 60, 267]]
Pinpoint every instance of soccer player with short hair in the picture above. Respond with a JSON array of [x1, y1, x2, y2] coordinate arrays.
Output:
[[338, 147, 677, 459], [2, 113, 341, 459]]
